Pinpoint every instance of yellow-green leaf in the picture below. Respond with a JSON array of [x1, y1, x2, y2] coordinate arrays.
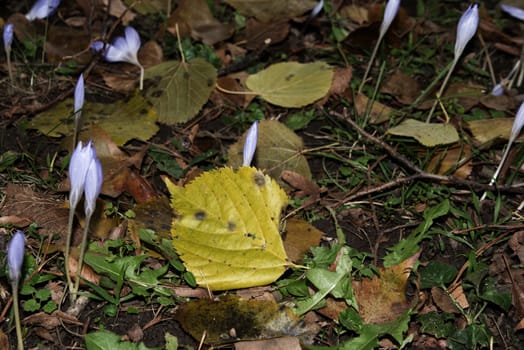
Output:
[[387, 119, 459, 147], [165, 167, 289, 290], [144, 59, 217, 124], [246, 61, 334, 108], [228, 120, 312, 187], [29, 93, 158, 146]]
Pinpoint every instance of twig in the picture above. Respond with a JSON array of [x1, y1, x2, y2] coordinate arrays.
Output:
[[330, 109, 524, 203]]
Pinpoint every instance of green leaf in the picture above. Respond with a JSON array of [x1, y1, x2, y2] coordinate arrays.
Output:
[[84, 254, 147, 283], [246, 61, 334, 107], [165, 166, 290, 290], [144, 59, 217, 125], [43, 300, 58, 313], [85, 330, 161, 350], [420, 261, 458, 289], [387, 119, 459, 147], [23, 299, 40, 312], [418, 312, 455, 338], [35, 288, 51, 301]]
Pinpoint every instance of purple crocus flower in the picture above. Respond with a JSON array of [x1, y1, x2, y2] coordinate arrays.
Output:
[[3, 23, 13, 53], [7, 231, 25, 285], [454, 3, 479, 60], [501, 4, 524, 21], [84, 153, 103, 218], [379, 0, 401, 39], [26, 0, 61, 21], [74, 74, 84, 116], [242, 121, 258, 167], [91, 26, 144, 90], [69, 141, 95, 210]]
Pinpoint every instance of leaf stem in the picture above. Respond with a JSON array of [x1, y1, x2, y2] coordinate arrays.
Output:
[[72, 214, 92, 301], [426, 57, 459, 122], [64, 206, 76, 300]]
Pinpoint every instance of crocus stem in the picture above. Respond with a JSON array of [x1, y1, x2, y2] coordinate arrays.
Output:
[[426, 56, 459, 122], [480, 140, 515, 201], [6, 49, 14, 95], [72, 113, 81, 150], [72, 214, 92, 300], [64, 206, 76, 300], [139, 64, 144, 90], [12, 280, 24, 350], [358, 32, 385, 95]]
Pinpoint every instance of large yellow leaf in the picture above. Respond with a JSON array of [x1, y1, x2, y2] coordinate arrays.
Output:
[[246, 61, 334, 107], [144, 58, 217, 125], [29, 93, 158, 146], [165, 167, 289, 290]]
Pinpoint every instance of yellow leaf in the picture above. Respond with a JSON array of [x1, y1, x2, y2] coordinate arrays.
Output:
[[246, 61, 334, 107], [386, 119, 459, 147], [466, 118, 524, 144], [165, 167, 289, 290], [144, 58, 217, 125], [29, 93, 158, 146]]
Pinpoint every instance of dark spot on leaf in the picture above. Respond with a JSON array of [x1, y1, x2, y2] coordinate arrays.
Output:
[[173, 235, 179, 239], [228, 221, 236, 231], [183, 72, 190, 80], [151, 90, 163, 98], [139, 108, 148, 115], [244, 232, 256, 239], [207, 78, 213, 87], [253, 172, 265, 186], [285, 74, 295, 81], [194, 210, 206, 221]]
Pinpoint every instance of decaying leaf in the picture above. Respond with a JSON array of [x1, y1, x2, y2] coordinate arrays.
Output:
[[165, 166, 290, 290], [144, 58, 217, 124], [426, 143, 472, 178], [355, 93, 395, 124], [466, 118, 524, 144], [175, 295, 307, 345], [29, 93, 158, 146], [222, 0, 318, 23], [283, 218, 324, 262], [246, 62, 334, 108], [228, 120, 312, 187], [353, 252, 419, 324], [387, 119, 459, 147], [168, 0, 233, 45]]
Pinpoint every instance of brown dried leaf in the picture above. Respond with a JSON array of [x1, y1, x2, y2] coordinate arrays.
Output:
[[246, 19, 290, 50], [283, 218, 324, 262], [168, 0, 233, 45], [355, 93, 395, 124], [353, 252, 419, 324], [381, 71, 420, 105], [234, 337, 301, 350], [222, 0, 317, 23], [426, 143, 472, 178]]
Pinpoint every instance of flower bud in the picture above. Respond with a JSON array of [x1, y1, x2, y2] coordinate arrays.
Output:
[[7, 231, 25, 284], [454, 4, 479, 60], [242, 121, 259, 167]]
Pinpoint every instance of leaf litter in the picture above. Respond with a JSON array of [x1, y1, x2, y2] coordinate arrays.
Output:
[[2, 0, 524, 349]]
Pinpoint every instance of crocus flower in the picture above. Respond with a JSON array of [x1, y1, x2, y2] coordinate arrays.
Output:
[[3, 23, 13, 53], [3, 23, 14, 94], [26, 0, 61, 21], [310, 0, 324, 18], [501, 4, 524, 21], [454, 3, 479, 60], [68, 141, 95, 210], [481, 102, 524, 200], [358, 0, 401, 93], [379, 0, 401, 39], [84, 153, 103, 218], [73, 74, 84, 147], [242, 121, 258, 167], [426, 3, 479, 122], [7, 231, 25, 285], [91, 26, 144, 90], [8, 230, 25, 350]]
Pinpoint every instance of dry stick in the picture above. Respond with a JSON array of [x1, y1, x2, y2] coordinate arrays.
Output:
[[331, 109, 524, 203], [478, 33, 497, 87]]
